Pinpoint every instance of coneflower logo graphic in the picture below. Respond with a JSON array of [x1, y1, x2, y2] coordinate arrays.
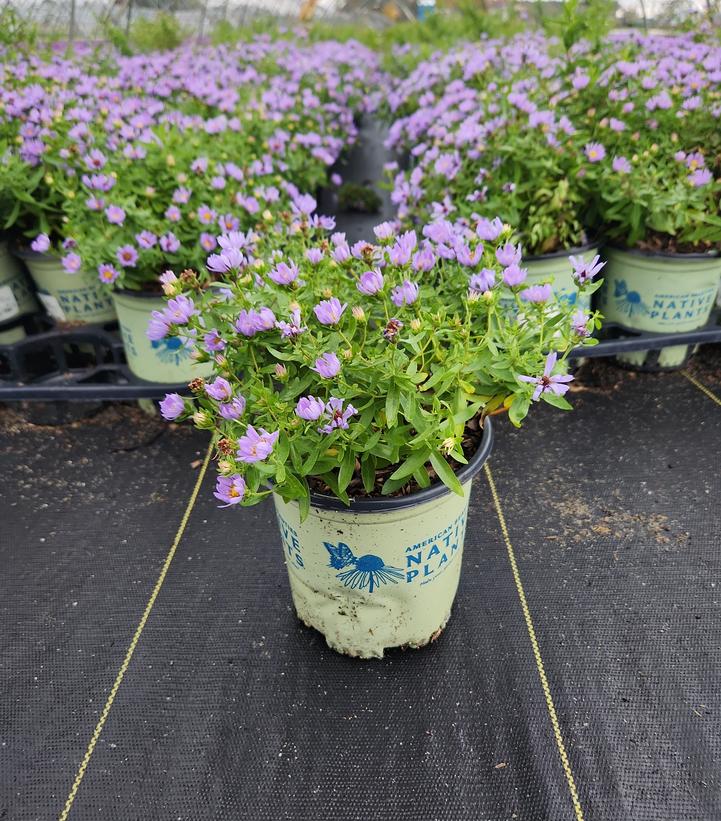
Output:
[[323, 542, 403, 594]]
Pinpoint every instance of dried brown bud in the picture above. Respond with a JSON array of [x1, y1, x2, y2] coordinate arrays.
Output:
[[217, 438, 235, 455], [188, 377, 205, 393]]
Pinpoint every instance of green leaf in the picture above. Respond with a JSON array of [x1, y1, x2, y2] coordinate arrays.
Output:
[[541, 392, 573, 410], [385, 382, 401, 428], [429, 452, 464, 497], [338, 449, 356, 494], [360, 453, 376, 494], [508, 395, 531, 427], [389, 447, 432, 481]]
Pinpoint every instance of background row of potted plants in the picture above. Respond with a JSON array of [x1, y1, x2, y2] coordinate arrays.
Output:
[[0, 35, 382, 381], [384, 29, 721, 369]]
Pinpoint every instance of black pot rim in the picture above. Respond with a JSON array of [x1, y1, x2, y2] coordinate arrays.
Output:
[[12, 247, 51, 260], [605, 243, 720, 261], [524, 240, 599, 263], [307, 416, 494, 513]]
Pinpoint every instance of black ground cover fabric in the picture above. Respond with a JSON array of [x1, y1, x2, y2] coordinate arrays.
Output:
[[1, 351, 720, 820]]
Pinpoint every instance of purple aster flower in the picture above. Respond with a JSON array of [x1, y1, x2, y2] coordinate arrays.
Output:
[[520, 284, 553, 303], [205, 377, 233, 402], [689, 168, 713, 186], [291, 193, 317, 215], [192, 156, 208, 174], [332, 243, 351, 263], [686, 152, 705, 171], [105, 205, 125, 225], [612, 156, 632, 174], [502, 264, 528, 287], [357, 269, 384, 295], [31, 233, 50, 253], [269, 261, 299, 286], [164, 294, 196, 325], [235, 310, 258, 337], [585, 142, 606, 163], [62, 253, 82, 273], [569, 255, 605, 285], [295, 395, 326, 420], [173, 187, 191, 205], [165, 205, 181, 222], [331, 173, 342, 187], [253, 307, 276, 331], [388, 230, 417, 265], [86, 196, 104, 211], [412, 244, 436, 272], [160, 233, 180, 253], [98, 263, 120, 284], [476, 217, 504, 241], [116, 245, 138, 268], [136, 230, 157, 249], [312, 352, 341, 378], [276, 308, 306, 338], [373, 221, 397, 242], [197, 204, 216, 225], [200, 233, 217, 252], [571, 309, 591, 338], [159, 393, 185, 420], [236, 425, 279, 463], [218, 214, 239, 233], [204, 330, 225, 352], [207, 249, 244, 273], [314, 297, 347, 325], [214, 474, 246, 508], [469, 268, 495, 293], [496, 242, 522, 268], [306, 247, 324, 264], [147, 310, 171, 341], [519, 352, 574, 402], [319, 397, 357, 434], [391, 280, 419, 307], [219, 396, 246, 420]]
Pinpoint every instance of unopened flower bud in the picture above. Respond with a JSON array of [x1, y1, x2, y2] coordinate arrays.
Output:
[[410, 318, 421, 331], [352, 306, 366, 321], [483, 290, 493, 301], [322, 288, 333, 298], [218, 459, 234, 475], [441, 437, 455, 455], [275, 363, 288, 380], [262, 209, 273, 221], [192, 410, 213, 428], [214, 354, 227, 367], [166, 154, 176, 167], [342, 348, 353, 360]]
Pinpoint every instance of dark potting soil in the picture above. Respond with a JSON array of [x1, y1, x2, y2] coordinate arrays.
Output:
[[633, 229, 721, 255]]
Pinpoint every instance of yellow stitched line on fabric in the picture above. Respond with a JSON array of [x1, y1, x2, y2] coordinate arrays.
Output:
[[58, 438, 214, 821], [681, 370, 721, 407], [484, 462, 585, 821]]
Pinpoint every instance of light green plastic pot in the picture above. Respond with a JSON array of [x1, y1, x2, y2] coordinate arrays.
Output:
[[112, 290, 212, 383], [0, 321, 26, 344], [598, 247, 721, 369], [273, 420, 494, 659], [19, 252, 116, 324], [0, 242, 37, 324]]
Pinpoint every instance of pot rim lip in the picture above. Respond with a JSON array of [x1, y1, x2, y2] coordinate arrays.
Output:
[[605, 243, 721, 260], [523, 240, 599, 262], [13, 247, 56, 261], [305, 417, 494, 513]]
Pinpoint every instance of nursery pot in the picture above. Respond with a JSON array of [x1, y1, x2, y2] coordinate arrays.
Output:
[[598, 246, 721, 369], [112, 289, 212, 383], [272, 419, 494, 659], [18, 251, 116, 324], [0, 241, 37, 325]]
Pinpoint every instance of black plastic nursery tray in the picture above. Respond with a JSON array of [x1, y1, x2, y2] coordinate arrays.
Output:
[[0, 318, 189, 400], [2, 349, 721, 820]]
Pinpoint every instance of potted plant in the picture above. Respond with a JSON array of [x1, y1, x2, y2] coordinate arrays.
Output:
[[156, 216, 601, 658], [567, 34, 721, 368], [385, 35, 600, 312]]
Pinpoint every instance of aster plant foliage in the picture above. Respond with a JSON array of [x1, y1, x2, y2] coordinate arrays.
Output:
[[158, 216, 601, 516]]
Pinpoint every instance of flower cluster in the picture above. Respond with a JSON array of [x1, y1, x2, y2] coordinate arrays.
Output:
[[385, 31, 721, 254], [158, 216, 601, 513], [0, 37, 382, 288]]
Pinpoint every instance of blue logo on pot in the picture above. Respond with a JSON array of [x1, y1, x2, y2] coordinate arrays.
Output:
[[613, 279, 649, 318], [324, 542, 404, 593], [151, 336, 192, 365]]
